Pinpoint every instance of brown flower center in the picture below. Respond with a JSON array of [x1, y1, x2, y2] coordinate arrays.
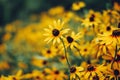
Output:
[[70, 66, 76, 73], [112, 30, 120, 37], [87, 65, 95, 71], [52, 29, 60, 36], [106, 26, 111, 31], [42, 60, 47, 65], [67, 36, 74, 43], [89, 14, 95, 22], [114, 69, 119, 76], [47, 50, 51, 54], [12, 77, 17, 80], [54, 70, 59, 74]]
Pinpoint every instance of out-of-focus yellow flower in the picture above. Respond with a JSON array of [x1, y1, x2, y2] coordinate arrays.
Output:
[[48, 6, 64, 16], [114, 2, 120, 11], [31, 57, 48, 67], [2, 33, 11, 42], [72, 1, 86, 11], [0, 44, 6, 54], [18, 62, 27, 69], [45, 68, 68, 80], [0, 61, 10, 70], [42, 46, 57, 58]]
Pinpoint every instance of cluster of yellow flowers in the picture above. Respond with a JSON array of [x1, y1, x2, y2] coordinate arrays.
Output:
[[0, 1, 120, 80]]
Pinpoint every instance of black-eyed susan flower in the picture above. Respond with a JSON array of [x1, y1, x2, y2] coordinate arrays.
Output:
[[31, 57, 48, 68], [44, 19, 70, 45], [91, 38, 115, 58], [70, 66, 84, 80], [105, 65, 120, 80], [65, 31, 82, 50], [81, 64, 106, 80], [97, 28, 120, 46], [45, 68, 67, 80], [82, 13, 101, 28], [72, 1, 86, 11]]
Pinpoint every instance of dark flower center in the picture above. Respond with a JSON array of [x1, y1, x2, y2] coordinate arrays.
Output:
[[89, 15, 95, 22], [61, 56, 65, 59], [93, 75, 99, 80], [52, 29, 60, 36], [112, 30, 120, 37], [54, 70, 59, 74], [36, 76, 41, 79], [114, 69, 119, 76], [67, 36, 74, 43], [70, 66, 76, 73], [43, 60, 47, 65], [12, 77, 17, 80], [84, 48, 87, 52], [47, 50, 51, 54], [106, 26, 111, 31], [87, 65, 95, 71]]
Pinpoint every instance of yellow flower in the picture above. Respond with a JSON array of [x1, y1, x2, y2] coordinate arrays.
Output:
[[72, 1, 86, 11], [4, 70, 23, 80], [81, 64, 106, 80], [45, 68, 67, 80], [65, 31, 82, 50], [44, 19, 70, 45], [114, 2, 120, 11], [31, 57, 48, 67], [79, 42, 91, 57], [48, 6, 64, 16], [0, 61, 10, 70], [42, 46, 57, 58], [91, 38, 115, 58], [70, 66, 84, 80], [82, 14, 101, 28], [97, 28, 120, 45], [102, 51, 120, 69], [105, 65, 120, 80]]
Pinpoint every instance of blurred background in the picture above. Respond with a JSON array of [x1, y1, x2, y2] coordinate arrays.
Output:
[[0, 0, 116, 26]]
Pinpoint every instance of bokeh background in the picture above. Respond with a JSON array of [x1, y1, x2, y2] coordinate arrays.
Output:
[[0, 0, 115, 26]]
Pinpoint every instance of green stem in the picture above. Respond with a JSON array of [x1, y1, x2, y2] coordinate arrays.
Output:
[[111, 44, 118, 69], [60, 37, 71, 69]]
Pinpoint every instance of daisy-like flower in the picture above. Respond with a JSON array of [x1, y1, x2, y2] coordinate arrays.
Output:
[[65, 31, 82, 50], [44, 19, 70, 45], [45, 68, 67, 80], [42, 46, 57, 58], [72, 1, 86, 11], [82, 14, 101, 28], [81, 64, 106, 80], [102, 51, 120, 69], [70, 66, 84, 80], [105, 65, 120, 80], [97, 28, 120, 46], [91, 38, 115, 58]]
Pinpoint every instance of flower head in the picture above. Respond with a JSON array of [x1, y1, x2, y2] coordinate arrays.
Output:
[[44, 19, 69, 45]]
